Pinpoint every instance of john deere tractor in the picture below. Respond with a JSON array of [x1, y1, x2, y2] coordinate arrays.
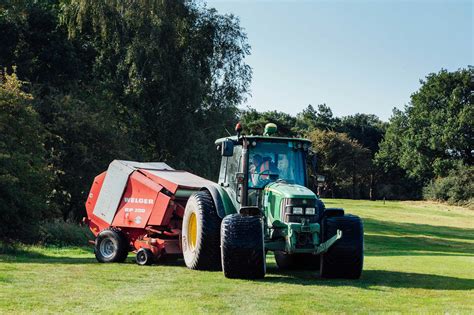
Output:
[[181, 123, 363, 279]]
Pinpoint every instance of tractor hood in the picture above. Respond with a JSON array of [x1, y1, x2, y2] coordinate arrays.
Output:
[[265, 181, 317, 199]]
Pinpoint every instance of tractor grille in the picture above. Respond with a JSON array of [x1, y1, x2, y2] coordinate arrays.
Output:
[[280, 198, 319, 223]]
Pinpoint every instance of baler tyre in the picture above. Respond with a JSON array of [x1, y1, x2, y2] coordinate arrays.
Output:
[[275, 252, 320, 270], [182, 190, 222, 271], [94, 228, 129, 263], [136, 248, 154, 266], [221, 214, 266, 279], [320, 214, 364, 279]]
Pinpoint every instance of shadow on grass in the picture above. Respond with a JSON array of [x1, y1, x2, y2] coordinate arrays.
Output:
[[2, 249, 473, 291], [0, 247, 188, 266], [365, 235, 474, 256], [363, 218, 474, 256], [263, 266, 474, 290], [3, 228, 473, 265], [364, 218, 474, 241], [0, 246, 96, 264]]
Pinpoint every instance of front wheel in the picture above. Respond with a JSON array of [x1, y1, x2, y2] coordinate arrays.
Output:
[[320, 215, 364, 279], [221, 214, 266, 279]]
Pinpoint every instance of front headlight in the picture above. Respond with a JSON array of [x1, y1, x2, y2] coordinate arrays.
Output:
[[305, 207, 316, 215], [292, 207, 303, 215]]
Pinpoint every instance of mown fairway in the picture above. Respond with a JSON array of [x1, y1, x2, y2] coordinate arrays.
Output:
[[1, 199, 473, 314]]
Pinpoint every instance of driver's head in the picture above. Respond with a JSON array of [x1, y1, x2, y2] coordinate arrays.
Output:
[[278, 154, 289, 170], [252, 154, 262, 166]]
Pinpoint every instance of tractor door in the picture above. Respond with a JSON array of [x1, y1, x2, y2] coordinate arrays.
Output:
[[218, 145, 243, 206]]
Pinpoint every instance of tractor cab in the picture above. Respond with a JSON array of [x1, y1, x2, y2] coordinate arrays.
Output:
[[215, 123, 313, 212]]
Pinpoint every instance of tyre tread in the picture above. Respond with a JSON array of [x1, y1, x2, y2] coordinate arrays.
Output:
[[94, 227, 129, 263], [186, 190, 222, 271], [320, 214, 364, 279], [221, 214, 266, 279]]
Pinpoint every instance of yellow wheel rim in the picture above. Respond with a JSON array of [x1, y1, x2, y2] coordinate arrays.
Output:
[[188, 212, 197, 251]]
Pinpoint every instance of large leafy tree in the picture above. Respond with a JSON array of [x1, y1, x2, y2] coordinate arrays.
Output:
[[0, 1, 134, 220], [60, 0, 251, 175], [374, 109, 422, 199], [0, 0, 83, 87], [38, 91, 132, 220], [337, 114, 386, 199], [57, 0, 250, 218], [377, 68, 473, 183], [0, 0, 251, 222], [295, 104, 339, 132], [0, 71, 55, 239], [338, 114, 386, 155], [307, 129, 371, 199]]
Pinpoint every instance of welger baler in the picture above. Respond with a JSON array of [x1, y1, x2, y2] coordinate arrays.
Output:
[[85, 160, 212, 265]]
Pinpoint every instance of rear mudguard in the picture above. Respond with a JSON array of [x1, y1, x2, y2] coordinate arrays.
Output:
[[200, 184, 237, 219]]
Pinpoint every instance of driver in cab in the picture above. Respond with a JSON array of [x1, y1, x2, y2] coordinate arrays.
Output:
[[250, 154, 271, 187]]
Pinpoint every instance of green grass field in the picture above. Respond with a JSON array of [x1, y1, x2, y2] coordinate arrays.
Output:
[[1, 199, 473, 314]]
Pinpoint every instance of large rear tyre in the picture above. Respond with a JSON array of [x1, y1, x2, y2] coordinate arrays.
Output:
[[94, 228, 129, 263], [182, 190, 222, 271], [320, 215, 364, 279], [274, 252, 320, 270], [221, 214, 266, 279]]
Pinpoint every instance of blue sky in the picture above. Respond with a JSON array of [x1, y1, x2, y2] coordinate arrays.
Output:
[[207, 0, 473, 121]]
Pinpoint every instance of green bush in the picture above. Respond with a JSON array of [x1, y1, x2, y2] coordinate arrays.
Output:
[[1, 220, 92, 252], [36, 220, 93, 246], [423, 164, 474, 207], [0, 71, 57, 240]]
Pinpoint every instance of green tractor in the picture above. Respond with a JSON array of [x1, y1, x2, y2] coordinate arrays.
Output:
[[181, 123, 364, 279]]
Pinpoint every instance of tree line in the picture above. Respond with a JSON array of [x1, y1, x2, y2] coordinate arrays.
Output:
[[0, 0, 472, 242], [240, 66, 472, 203]]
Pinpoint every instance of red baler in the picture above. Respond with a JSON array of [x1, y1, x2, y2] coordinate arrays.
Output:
[[85, 160, 212, 264]]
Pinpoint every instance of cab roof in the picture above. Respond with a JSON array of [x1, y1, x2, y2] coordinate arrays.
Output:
[[214, 135, 312, 145]]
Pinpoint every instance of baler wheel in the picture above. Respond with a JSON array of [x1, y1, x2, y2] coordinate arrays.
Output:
[[274, 252, 320, 270], [320, 214, 364, 279], [136, 248, 154, 266], [94, 228, 129, 263], [221, 214, 266, 279], [182, 190, 222, 271]]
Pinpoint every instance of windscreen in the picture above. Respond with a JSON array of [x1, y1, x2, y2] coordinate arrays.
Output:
[[248, 141, 305, 189]]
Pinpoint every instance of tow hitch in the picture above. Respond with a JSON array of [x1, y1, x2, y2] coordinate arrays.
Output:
[[315, 229, 342, 255]]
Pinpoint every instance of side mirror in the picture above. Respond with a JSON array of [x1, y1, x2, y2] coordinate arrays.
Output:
[[221, 139, 234, 157]]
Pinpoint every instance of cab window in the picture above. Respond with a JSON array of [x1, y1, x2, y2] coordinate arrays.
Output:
[[249, 141, 305, 189]]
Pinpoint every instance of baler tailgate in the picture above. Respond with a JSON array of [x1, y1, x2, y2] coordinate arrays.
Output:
[[92, 160, 174, 224]]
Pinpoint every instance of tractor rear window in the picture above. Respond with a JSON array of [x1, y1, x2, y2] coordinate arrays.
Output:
[[249, 141, 305, 188]]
